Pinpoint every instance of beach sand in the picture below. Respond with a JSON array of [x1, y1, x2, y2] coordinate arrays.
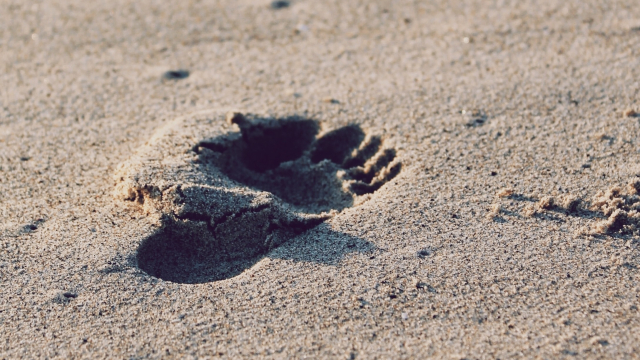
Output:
[[1, 0, 640, 357]]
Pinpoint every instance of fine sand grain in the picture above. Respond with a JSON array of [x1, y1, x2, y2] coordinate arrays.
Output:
[[1, 0, 640, 358]]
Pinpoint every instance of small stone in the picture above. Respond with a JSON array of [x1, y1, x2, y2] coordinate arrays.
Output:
[[623, 108, 637, 118], [52, 291, 78, 304], [270, 1, 289, 9], [322, 97, 339, 104], [417, 248, 432, 257], [162, 70, 189, 80], [22, 224, 38, 232], [496, 188, 514, 198]]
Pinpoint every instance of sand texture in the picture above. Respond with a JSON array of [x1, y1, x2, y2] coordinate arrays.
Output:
[[1, 0, 640, 358]]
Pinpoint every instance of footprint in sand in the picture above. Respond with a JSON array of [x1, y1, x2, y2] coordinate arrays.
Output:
[[114, 111, 400, 282]]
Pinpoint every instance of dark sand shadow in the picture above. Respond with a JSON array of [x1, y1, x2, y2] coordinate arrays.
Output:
[[135, 223, 375, 284], [195, 115, 400, 214]]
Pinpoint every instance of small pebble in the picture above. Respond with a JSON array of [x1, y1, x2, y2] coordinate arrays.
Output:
[[623, 108, 637, 118], [322, 97, 339, 104], [270, 1, 290, 9], [53, 291, 78, 304], [417, 248, 432, 257], [162, 70, 190, 80], [22, 224, 38, 232]]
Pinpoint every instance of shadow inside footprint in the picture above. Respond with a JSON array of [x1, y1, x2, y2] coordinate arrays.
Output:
[[240, 118, 319, 172], [196, 115, 401, 214], [136, 223, 375, 284], [310, 125, 365, 164]]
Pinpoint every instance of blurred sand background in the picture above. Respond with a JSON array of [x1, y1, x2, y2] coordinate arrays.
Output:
[[1, 0, 640, 358]]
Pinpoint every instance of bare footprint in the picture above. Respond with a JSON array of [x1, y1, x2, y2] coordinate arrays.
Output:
[[113, 111, 401, 282], [200, 112, 401, 213]]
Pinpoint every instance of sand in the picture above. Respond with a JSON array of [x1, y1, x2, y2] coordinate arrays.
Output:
[[1, 0, 640, 358]]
